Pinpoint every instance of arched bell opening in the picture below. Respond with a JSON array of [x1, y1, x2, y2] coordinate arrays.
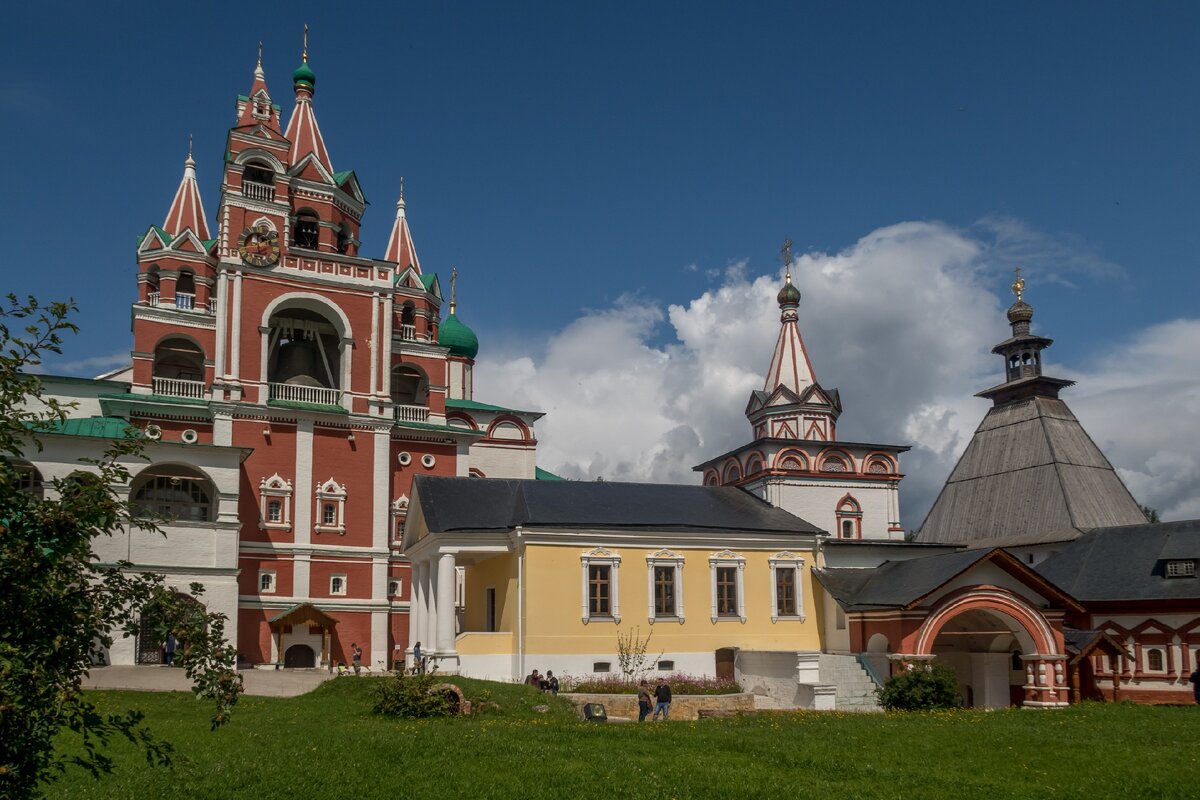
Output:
[[131, 464, 215, 523], [391, 364, 430, 423], [266, 306, 344, 406], [152, 337, 206, 398]]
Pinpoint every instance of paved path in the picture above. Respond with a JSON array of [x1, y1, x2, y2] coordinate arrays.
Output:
[[82, 666, 333, 698]]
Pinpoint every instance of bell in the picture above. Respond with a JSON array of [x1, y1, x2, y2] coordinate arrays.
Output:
[[274, 339, 326, 387]]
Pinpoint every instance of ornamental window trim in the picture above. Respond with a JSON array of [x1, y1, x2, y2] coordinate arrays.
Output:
[[768, 552, 806, 623], [259, 473, 293, 531], [580, 547, 621, 624], [315, 477, 347, 535], [709, 550, 746, 623], [391, 495, 410, 543], [646, 548, 685, 625]]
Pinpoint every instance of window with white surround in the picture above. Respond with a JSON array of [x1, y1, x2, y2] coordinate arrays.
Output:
[[769, 551, 806, 622], [259, 570, 276, 594], [580, 547, 621, 624], [835, 495, 862, 539], [314, 478, 347, 535], [390, 495, 409, 543], [1146, 648, 1164, 672], [388, 579, 402, 598], [593, 661, 611, 673], [330, 574, 347, 596], [1166, 560, 1196, 578], [709, 550, 746, 623], [646, 549, 685, 624], [259, 474, 293, 531]]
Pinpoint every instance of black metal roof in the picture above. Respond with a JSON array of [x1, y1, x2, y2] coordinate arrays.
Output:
[[1035, 520, 1200, 602], [411, 476, 823, 535], [814, 549, 996, 610]]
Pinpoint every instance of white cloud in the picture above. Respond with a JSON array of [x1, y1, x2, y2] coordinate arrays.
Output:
[[30, 350, 130, 377], [475, 220, 1199, 529]]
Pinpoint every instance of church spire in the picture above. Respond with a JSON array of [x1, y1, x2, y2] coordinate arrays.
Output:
[[236, 42, 279, 130], [163, 137, 210, 240], [285, 24, 333, 174], [762, 238, 817, 394], [384, 178, 422, 273], [977, 269, 1074, 405]]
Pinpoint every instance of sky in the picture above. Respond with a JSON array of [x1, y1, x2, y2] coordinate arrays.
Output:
[[2, 2, 1198, 529]]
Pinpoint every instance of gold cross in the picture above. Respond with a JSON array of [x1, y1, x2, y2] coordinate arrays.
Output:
[[257, 40, 263, 67], [450, 266, 458, 310], [303, 24, 309, 63], [782, 237, 794, 282], [1012, 267, 1025, 301]]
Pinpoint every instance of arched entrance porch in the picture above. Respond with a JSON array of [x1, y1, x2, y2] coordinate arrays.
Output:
[[911, 589, 1067, 708]]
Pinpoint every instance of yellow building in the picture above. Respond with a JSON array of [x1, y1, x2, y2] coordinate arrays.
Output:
[[402, 477, 825, 686]]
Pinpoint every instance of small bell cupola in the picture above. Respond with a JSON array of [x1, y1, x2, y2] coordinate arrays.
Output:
[[977, 269, 1075, 406]]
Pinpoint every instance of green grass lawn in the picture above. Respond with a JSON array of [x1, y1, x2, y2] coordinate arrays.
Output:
[[46, 677, 1198, 800]]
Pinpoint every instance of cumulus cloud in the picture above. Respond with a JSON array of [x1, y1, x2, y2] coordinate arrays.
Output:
[[477, 218, 1200, 530]]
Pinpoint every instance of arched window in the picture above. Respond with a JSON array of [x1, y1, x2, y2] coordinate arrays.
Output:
[[336, 225, 350, 255], [836, 495, 862, 539], [132, 466, 214, 522], [399, 302, 416, 341], [176, 271, 196, 311], [391, 365, 428, 406], [1011, 651, 1023, 671], [4, 461, 44, 499], [841, 520, 855, 539], [267, 307, 343, 404], [152, 338, 205, 398], [146, 267, 161, 306], [244, 161, 274, 187], [294, 211, 320, 250], [1146, 648, 1164, 671]]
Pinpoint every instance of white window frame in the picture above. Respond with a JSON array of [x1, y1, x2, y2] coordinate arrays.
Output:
[[258, 474, 293, 531], [1166, 560, 1196, 578], [390, 495, 409, 543], [388, 579, 402, 598], [258, 570, 277, 594], [314, 478, 347, 535], [768, 551, 806, 623], [330, 574, 347, 596], [646, 548, 685, 624], [709, 550, 746, 623], [1144, 647, 1166, 672], [580, 547, 621, 624]]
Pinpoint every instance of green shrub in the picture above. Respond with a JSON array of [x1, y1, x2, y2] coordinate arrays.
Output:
[[371, 673, 456, 718], [876, 663, 961, 711]]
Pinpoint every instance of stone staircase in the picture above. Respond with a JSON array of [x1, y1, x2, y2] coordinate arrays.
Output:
[[819, 654, 882, 712]]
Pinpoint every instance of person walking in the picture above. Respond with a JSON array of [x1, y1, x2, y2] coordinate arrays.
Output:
[[163, 634, 177, 667], [653, 677, 672, 721], [412, 641, 424, 675], [351, 643, 363, 676], [1189, 662, 1200, 705], [637, 679, 653, 722]]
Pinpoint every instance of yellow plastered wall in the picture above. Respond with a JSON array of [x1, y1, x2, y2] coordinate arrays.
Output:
[[462, 552, 518, 633], [522, 544, 822, 656]]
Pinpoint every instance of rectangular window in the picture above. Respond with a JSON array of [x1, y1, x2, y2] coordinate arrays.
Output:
[[776, 568, 796, 617], [330, 574, 346, 596], [654, 566, 676, 617], [322, 503, 337, 526], [716, 567, 738, 617], [259, 571, 276, 593], [485, 587, 497, 632], [589, 565, 612, 616], [657, 660, 675, 671], [388, 579, 401, 597], [267, 500, 282, 523], [1166, 560, 1196, 578], [592, 661, 611, 673]]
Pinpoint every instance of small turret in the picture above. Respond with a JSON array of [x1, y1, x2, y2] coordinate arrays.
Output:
[[285, 25, 333, 173], [977, 269, 1074, 405]]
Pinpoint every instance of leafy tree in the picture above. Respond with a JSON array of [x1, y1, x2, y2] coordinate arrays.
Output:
[[876, 662, 961, 711], [615, 625, 662, 680], [1140, 504, 1160, 524], [0, 296, 242, 798]]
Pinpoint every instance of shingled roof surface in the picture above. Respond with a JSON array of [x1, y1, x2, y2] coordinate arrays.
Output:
[[411, 476, 822, 535], [1036, 520, 1200, 602], [917, 396, 1146, 546]]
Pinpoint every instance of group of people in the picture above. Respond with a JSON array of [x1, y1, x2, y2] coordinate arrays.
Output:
[[637, 678, 672, 721], [525, 669, 559, 694]]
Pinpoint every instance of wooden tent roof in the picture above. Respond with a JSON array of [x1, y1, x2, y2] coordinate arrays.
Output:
[[268, 602, 338, 629]]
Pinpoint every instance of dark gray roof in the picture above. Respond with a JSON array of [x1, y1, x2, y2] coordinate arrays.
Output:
[[1035, 520, 1200, 602], [916, 396, 1146, 546], [815, 549, 997, 610], [816, 547, 1080, 611], [411, 476, 823, 535]]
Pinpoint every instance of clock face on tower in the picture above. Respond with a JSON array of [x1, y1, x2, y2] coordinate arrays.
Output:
[[237, 224, 280, 267]]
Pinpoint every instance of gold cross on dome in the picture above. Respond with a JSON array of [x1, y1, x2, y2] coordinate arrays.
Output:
[[1012, 267, 1025, 301], [450, 266, 458, 312], [303, 24, 309, 63], [781, 237, 794, 281]]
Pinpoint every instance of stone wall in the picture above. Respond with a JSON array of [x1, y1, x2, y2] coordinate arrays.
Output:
[[561, 692, 756, 720]]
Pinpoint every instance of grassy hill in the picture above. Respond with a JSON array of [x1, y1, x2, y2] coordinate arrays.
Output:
[[46, 676, 1199, 799]]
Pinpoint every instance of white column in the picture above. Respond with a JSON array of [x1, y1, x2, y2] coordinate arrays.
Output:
[[230, 270, 243, 384], [425, 560, 438, 654], [411, 561, 426, 655], [436, 553, 457, 653], [380, 295, 393, 404], [214, 270, 229, 380], [407, 562, 421, 655], [368, 292, 379, 399]]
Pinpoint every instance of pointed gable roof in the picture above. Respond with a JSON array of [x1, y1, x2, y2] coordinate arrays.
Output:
[[763, 304, 817, 394], [285, 90, 333, 176], [163, 147, 210, 240], [235, 54, 283, 134], [384, 187, 422, 273]]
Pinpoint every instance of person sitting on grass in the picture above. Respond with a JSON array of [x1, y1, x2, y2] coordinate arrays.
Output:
[[526, 669, 541, 687]]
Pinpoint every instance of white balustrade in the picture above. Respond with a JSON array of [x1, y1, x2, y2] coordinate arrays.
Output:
[[147, 291, 161, 307], [399, 324, 417, 342], [269, 383, 342, 406], [176, 292, 195, 311], [152, 377, 205, 399], [243, 181, 275, 202], [393, 404, 430, 423]]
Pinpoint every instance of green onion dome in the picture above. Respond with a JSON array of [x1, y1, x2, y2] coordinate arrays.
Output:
[[293, 61, 316, 89], [438, 312, 479, 360], [777, 278, 801, 306]]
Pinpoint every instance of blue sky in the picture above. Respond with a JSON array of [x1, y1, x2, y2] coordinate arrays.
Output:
[[3, 2, 1199, 523]]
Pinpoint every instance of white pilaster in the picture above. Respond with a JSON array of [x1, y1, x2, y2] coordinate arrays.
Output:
[[214, 270, 229, 380], [380, 295, 393, 403], [373, 428, 389, 551], [294, 419, 314, 547], [368, 293, 379, 398], [436, 552, 457, 653], [230, 270, 243, 383]]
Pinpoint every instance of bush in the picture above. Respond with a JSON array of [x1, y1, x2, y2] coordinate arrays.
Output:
[[371, 673, 456, 718], [876, 663, 961, 711], [560, 672, 742, 695]]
